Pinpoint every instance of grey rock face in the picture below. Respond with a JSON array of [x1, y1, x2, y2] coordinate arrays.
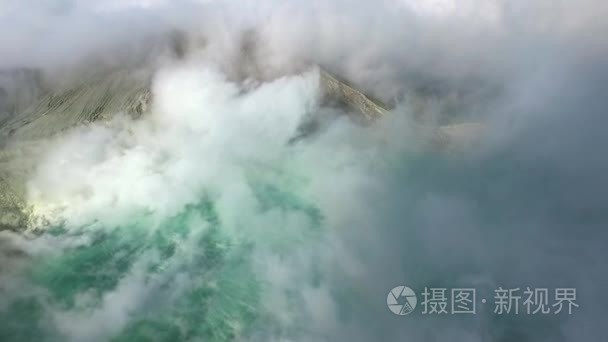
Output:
[[0, 67, 152, 232], [0, 70, 151, 144], [320, 69, 388, 121], [0, 60, 481, 232]]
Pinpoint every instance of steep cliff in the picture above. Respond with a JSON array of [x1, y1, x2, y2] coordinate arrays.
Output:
[[0, 64, 481, 232]]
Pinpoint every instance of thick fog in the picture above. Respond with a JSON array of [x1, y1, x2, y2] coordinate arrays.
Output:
[[0, 1, 606, 341]]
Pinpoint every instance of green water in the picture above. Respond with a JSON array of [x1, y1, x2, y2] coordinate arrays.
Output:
[[0, 174, 323, 341]]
